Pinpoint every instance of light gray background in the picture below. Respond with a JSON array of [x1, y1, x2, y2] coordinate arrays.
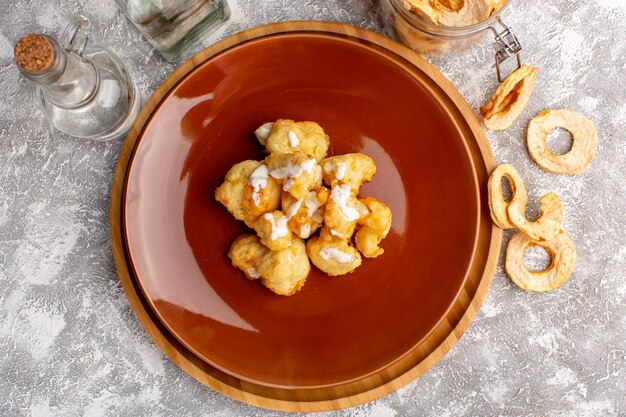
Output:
[[1, 0, 624, 416]]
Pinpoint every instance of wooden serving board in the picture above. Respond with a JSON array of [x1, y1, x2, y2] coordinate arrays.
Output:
[[110, 21, 502, 412]]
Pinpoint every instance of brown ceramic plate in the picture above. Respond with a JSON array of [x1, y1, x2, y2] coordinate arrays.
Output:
[[124, 31, 479, 389]]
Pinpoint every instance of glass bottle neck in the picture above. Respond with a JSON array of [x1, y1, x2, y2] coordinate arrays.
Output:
[[19, 36, 99, 109]]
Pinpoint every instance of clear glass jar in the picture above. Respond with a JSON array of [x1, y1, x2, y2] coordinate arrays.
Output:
[[116, 0, 231, 62], [15, 16, 141, 141], [381, 0, 522, 81]]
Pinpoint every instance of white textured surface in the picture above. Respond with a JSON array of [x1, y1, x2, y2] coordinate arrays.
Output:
[[1, 0, 625, 416]]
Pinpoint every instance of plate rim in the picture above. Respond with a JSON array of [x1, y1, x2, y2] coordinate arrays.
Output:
[[110, 20, 502, 411]]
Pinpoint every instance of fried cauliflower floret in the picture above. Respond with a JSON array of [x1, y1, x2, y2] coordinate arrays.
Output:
[[228, 234, 270, 280], [281, 187, 329, 239], [355, 197, 392, 258], [266, 151, 323, 200], [257, 238, 310, 296], [324, 184, 369, 239], [306, 227, 362, 276], [215, 160, 281, 227], [245, 164, 282, 212], [321, 153, 376, 193], [252, 211, 293, 251], [262, 119, 330, 161]]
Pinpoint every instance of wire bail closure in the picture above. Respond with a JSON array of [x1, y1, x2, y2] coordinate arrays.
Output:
[[488, 17, 522, 83]]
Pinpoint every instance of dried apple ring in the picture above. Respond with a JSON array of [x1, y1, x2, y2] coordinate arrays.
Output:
[[507, 192, 562, 241], [402, 0, 439, 24], [487, 163, 527, 229], [480, 64, 538, 131], [505, 230, 576, 292], [527, 109, 598, 174]]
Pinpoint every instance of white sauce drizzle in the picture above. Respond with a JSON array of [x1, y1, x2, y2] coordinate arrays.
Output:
[[312, 209, 324, 224], [335, 162, 347, 180], [247, 267, 261, 279], [299, 223, 311, 239], [269, 158, 316, 179], [248, 165, 269, 206], [262, 213, 289, 241], [285, 199, 303, 219], [305, 191, 323, 217], [319, 247, 354, 263], [300, 158, 317, 173], [323, 161, 347, 180], [269, 158, 317, 192], [287, 130, 300, 147], [254, 122, 274, 146], [330, 184, 360, 221]]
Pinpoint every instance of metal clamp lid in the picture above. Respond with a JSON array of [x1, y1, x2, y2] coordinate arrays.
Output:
[[487, 17, 522, 82]]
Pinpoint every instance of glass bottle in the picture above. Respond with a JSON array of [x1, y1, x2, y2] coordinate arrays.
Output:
[[115, 0, 231, 62], [14, 15, 141, 141]]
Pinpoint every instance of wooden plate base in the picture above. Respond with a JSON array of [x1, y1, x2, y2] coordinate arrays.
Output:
[[110, 21, 501, 412]]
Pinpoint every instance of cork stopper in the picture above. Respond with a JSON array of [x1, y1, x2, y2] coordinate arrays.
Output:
[[14, 34, 54, 73]]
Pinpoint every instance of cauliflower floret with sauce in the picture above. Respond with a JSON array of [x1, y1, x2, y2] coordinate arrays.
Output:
[[252, 210, 293, 251], [257, 237, 310, 296], [266, 151, 323, 200], [215, 160, 281, 227], [324, 184, 370, 239], [228, 234, 270, 280], [255, 119, 330, 161], [321, 153, 376, 193], [306, 227, 362, 276], [355, 197, 392, 258], [281, 187, 329, 239], [220, 120, 393, 295]]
